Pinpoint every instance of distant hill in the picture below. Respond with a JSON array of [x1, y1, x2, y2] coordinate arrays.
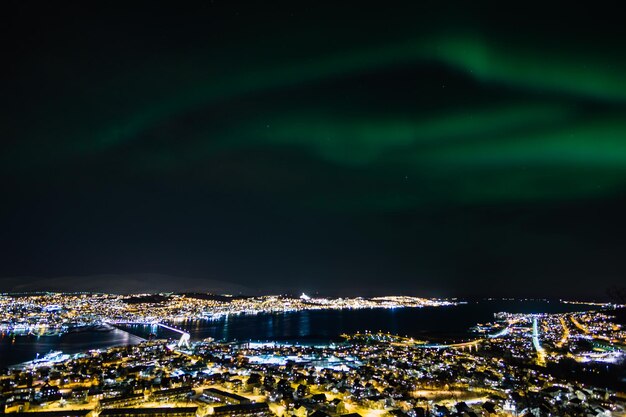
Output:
[[179, 292, 252, 301], [0, 273, 253, 295]]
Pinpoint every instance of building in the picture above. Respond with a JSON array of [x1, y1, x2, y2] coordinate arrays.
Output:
[[151, 386, 194, 401], [8, 411, 93, 417], [212, 402, 271, 417], [99, 408, 198, 417], [99, 393, 146, 408], [202, 388, 250, 405]]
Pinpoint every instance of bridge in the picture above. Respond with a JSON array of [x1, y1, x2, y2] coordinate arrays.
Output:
[[419, 339, 484, 351], [106, 320, 190, 348], [156, 322, 191, 348]]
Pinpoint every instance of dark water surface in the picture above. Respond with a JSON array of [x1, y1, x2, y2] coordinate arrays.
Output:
[[0, 300, 600, 368], [0, 326, 144, 368]]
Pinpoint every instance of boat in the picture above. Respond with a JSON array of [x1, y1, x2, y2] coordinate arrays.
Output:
[[32, 350, 70, 364]]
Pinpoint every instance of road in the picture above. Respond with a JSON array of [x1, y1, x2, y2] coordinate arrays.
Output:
[[570, 315, 590, 334], [555, 316, 570, 348]]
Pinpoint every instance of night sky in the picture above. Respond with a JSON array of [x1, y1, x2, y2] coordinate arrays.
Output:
[[2, 2, 626, 298]]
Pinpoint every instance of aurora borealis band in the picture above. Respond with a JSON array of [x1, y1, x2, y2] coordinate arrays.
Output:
[[2, 2, 626, 297]]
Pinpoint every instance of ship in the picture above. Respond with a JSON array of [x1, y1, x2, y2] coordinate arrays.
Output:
[[31, 350, 70, 365]]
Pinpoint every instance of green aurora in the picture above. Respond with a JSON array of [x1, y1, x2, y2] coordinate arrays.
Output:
[[5, 30, 626, 207], [2, 2, 626, 296]]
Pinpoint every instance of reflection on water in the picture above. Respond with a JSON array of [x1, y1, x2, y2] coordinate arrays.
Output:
[[0, 300, 600, 368], [132, 300, 601, 343], [221, 316, 229, 340], [0, 326, 144, 368], [299, 311, 310, 337], [265, 315, 274, 339], [158, 301, 600, 341]]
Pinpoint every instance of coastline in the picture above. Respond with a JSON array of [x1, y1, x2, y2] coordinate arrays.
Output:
[[2, 299, 605, 369]]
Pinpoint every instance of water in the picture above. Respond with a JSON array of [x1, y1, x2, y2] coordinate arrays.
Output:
[[0, 300, 601, 368], [152, 300, 603, 342], [0, 325, 144, 368]]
